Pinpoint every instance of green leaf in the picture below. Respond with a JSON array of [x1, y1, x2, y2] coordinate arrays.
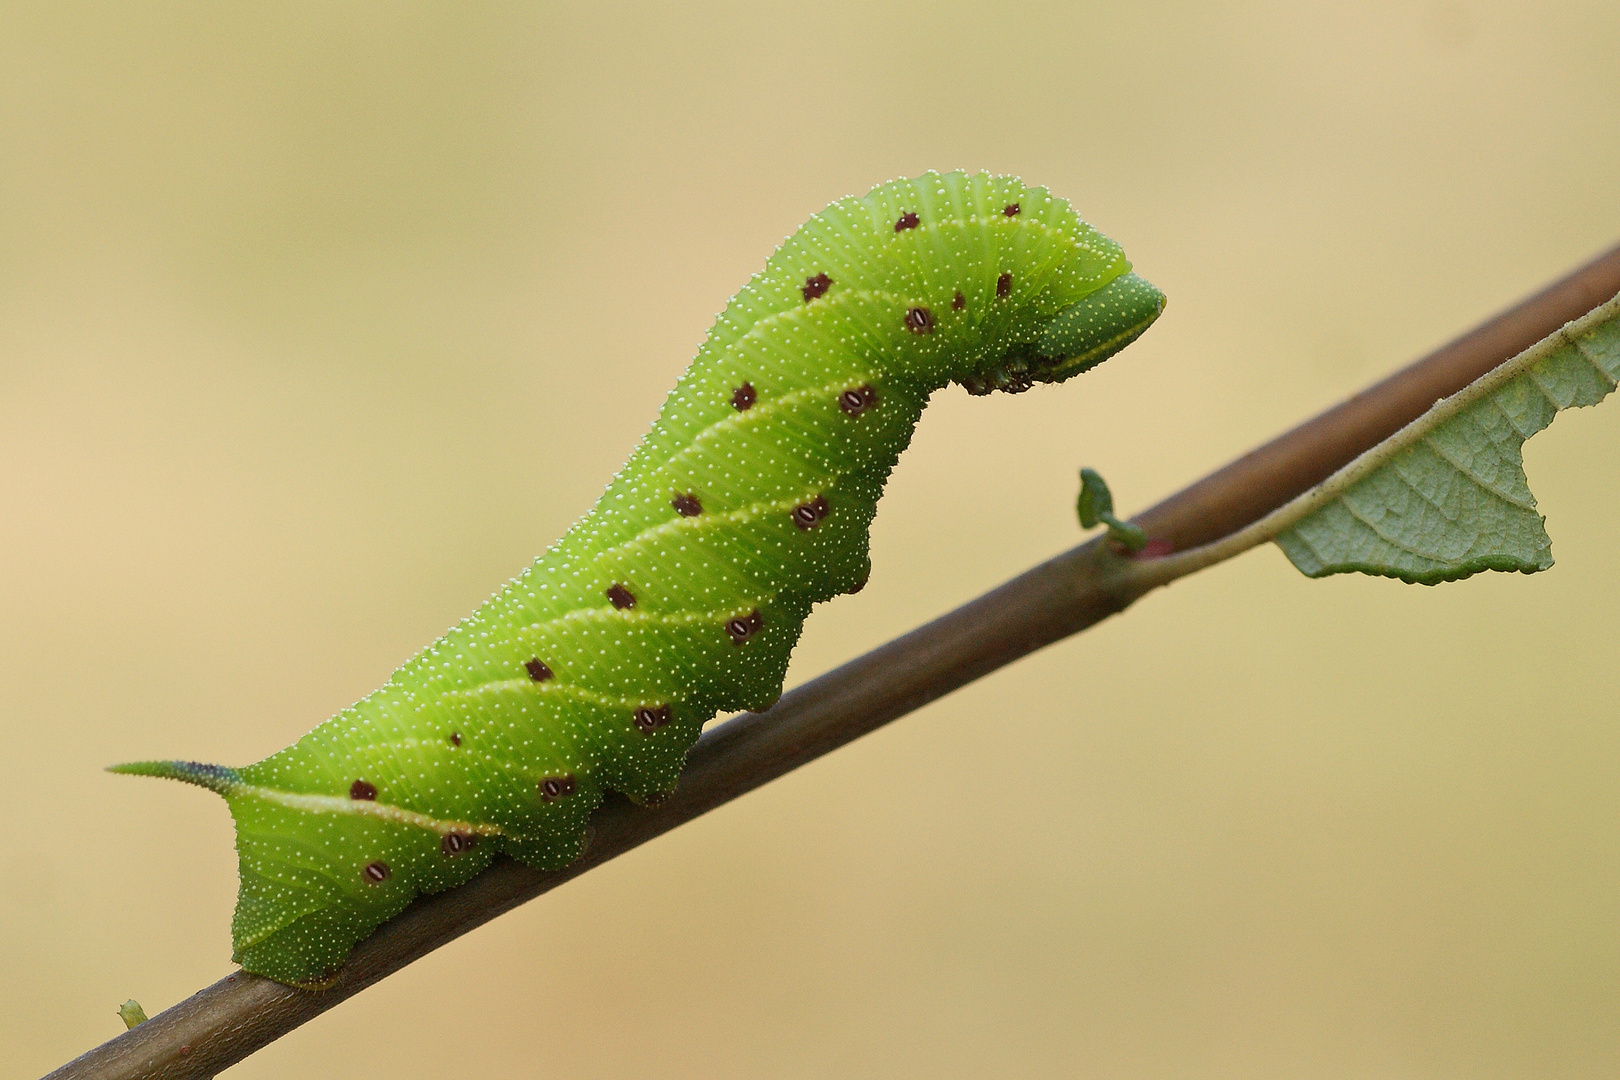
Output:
[[1277, 296, 1620, 584], [1076, 467, 1116, 528], [1077, 468, 1148, 552]]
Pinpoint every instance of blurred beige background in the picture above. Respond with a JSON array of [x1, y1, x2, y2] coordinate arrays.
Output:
[[4, 3, 1619, 1077]]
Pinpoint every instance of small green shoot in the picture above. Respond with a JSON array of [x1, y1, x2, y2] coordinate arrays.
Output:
[[118, 1000, 148, 1029], [1077, 468, 1148, 552]]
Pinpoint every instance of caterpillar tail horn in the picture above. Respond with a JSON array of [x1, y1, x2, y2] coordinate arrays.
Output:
[[107, 760, 244, 796]]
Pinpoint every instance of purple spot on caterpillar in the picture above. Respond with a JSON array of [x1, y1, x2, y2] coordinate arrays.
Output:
[[952, 291, 965, 310], [731, 382, 756, 411], [792, 495, 830, 530], [450, 732, 461, 747], [540, 775, 577, 802], [839, 385, 877, 416], [904, 306, 934, 334], [179, 1046, 191, 1057], [441, 832, 477, 856], [672, 491, 702, 517], [801, 273, 832, 302], [1004, 203, 1020, 217], [606, 583, 636, 610], [996, 272, 1012, 299], [524, 657, 553, 682], [634, 704, 673, 733], [363, 861, 390, 883], [726, 609, 764, 645], [349, 779, 377, 801], [849, 574, 869, 594], [895, 211, 919, 232]]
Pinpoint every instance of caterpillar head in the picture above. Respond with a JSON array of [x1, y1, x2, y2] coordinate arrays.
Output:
[[961, 272, 1166, 396]]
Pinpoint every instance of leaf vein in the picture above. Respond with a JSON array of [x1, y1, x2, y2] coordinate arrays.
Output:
[[1416, 433, 1535, 510], [1571, 334, 1620, 389], [1336, 494, 1445, 562]]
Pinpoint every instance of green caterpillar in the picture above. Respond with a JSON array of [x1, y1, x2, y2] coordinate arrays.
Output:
[[114, 171, 1166, 985]]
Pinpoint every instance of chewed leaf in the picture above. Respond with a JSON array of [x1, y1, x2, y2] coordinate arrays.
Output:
[[1277, 295, 1620, 584]]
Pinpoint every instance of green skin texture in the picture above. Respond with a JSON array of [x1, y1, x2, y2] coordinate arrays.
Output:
[[114, 172, 1166, 985]]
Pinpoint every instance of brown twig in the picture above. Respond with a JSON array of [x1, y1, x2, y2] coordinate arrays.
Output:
[[42, 242, 1620, 1080]]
